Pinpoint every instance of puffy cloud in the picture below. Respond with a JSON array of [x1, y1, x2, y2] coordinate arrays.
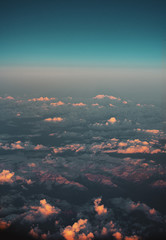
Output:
[[122, 101, 128, 104], [34, 144, 46, 150], [28, 97, 56, 101], [50, 101, 65, 106], [72, 102, 86, 106], [36, 199, 60, 216], [94, 198, 107, 215], [0, 219, 11, 230], [106, 117, 117, 124], [0, 170, 15, 184], [24, 199, 60, 222], [44, 117, 63, 122], [113, 232, 123, 240], [62, 219, 94, 240], [29, 227, 39, 239], [11, 141, 24, 150]]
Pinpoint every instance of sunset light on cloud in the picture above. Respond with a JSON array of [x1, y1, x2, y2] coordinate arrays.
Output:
[[0, 0, 165, 239]]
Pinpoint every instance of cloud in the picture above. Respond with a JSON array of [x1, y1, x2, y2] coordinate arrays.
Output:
[[111, 198, 161, 221], [44, 117, 63, 122], [152, 180, 166, 188], [112, 232, 123, 240], [93, 95, 121, 100], [53, 144, 85, 154], [34, 144, 47, 150], [5, 96, 15, 100], [122, 101, 128, 104], [50, 101, 65, 106], [24, 199, 60, 222], [28, 97, 56, 102], [54, 175, 86, 189], [0, 219, 11, 230], [72, 102, 86, 106], [61, 219, 94, 240], [136, 128, 160, 134], [85, 173, 117, 187], [106, 117, 117, 124], [0, 170, 15, 184], [11, 141, 24, 150], [117, 145, 150, 154], [94, 198, 107, 215], [124, 235, 140, 240]]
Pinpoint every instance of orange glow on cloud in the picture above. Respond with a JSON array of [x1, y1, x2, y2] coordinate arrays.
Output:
[[44, 117, 63, 122], [0, 170, 15, 184], [50, 101, 65, 106], [0, 220, 11, 230], [107, 117, 117, 124], [28, 97, 56, 102], [11, 141, 24, 149], [113, 232, 123, 240], [94, 198, 107, 215], [34, 144, 46, 150], [62, 219, 94, 240], [124, 235, 139, 240], [72, 102, 86, 106], [30, 199, 60, 218]]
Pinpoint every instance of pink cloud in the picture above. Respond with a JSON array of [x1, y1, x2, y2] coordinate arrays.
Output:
[[53, 144, 85, 154], [28, 97, 56, 102], [92, 103, 99, 106], [94, 198, 107, 215], [85, 173, 117, 187], [122, 101, 128, 104], [117, 145, 150, 154], [93, 95, 121, 100], [72, 102, 86, 106], [44, 117, 63, 122], [5, 96, 14, 100], [55, 175, 86, 189], [144, 129, 160, 134], [152, 180, 166, 188], [34, 144, 46, 150], [50, 101, 65, 106], [0, 170, 15, 184], [93, 94, 106, 99], [11, 141, 24, 150]]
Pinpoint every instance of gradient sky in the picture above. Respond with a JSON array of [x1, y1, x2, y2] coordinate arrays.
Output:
[[0, 0, 166, 67]]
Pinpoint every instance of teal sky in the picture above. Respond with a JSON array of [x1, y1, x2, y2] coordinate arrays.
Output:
[[0, 0, 165, 68]]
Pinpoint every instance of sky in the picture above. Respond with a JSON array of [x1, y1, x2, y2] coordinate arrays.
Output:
[[0, 0, 165, 67], [0, 0, 165, 100]]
